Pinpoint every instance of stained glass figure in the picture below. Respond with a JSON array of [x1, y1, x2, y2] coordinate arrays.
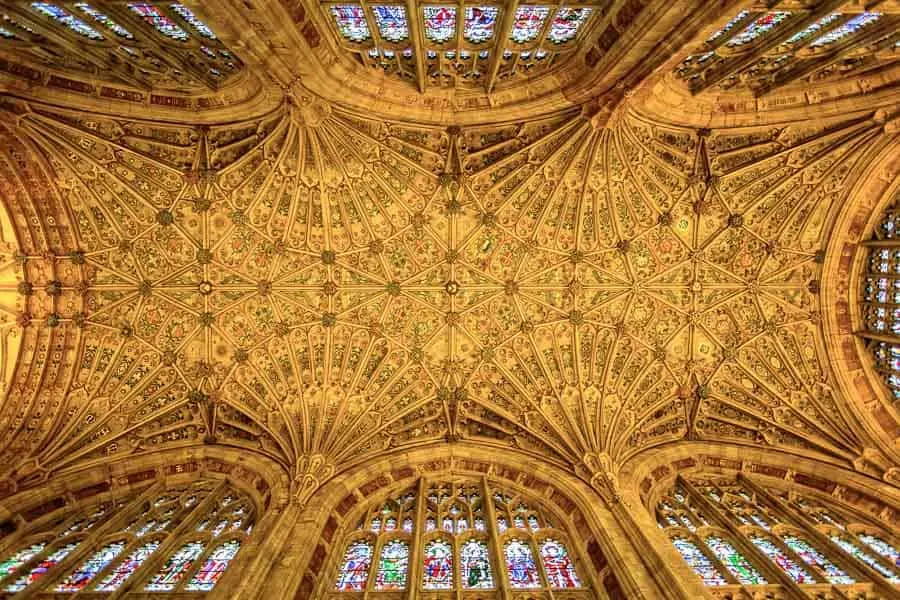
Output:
[[859, 534, 900, 566], [335, 541, 372, 590], [374, 540, 409, 590], [475, 518, 486, 531], [186, 540, 241, 591], [514, 515, 526, 529], [809, 13, 881, 48], [706, 10, 749, 44], [426, 517, 436, 532], [497, 518, 508, 533], [127, 3, 189, 41], [30, 3, 104, 39], [56, 541, 126, 591], [5, 543, 79, 592], [424, 7, 456, 43], [73, 4, 132, 38], [540, 539, 580, 588], [144, 541, 205, 591], [750, 537, 815, 583], [831, 536, 898, 582], [547, 8, 591, 44], [705, 537, 766, 584], [460, 539, 493, 589], [402, 518, 414, 533], [373, 6, 408, 42], [463, 6, 497, 43], [0, 543, 46, 578], [331, 5, 370, 42], [504, 539, 540, 588], [726, 12, 791, 47], [170, 3, 217, 39], [510, 6, 550, 43], [422, 539, 453, 589], [672, 538, 726, 585], [783, 536, 853, 584], [96, 541, 160, 591], [212, 520, 229, 537]]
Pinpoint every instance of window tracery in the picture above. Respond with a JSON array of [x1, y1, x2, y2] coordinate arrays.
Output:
[[0, 481, 257, 595], [656, 476, 900, 596], [674, 1, 898, 95], [859, 194, 900, 403], [328, 479, 591, 598], [0, 1, 242, 91], [322, 0, 601, 91]]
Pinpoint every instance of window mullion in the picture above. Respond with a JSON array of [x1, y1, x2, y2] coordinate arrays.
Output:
[[481, 476, 511, 600], [17, 480, 166, 600], [407, 476, 427, 600], [107, 480, 228, 600], [679, 476, 808, 600], [740, 474, 899, 595]]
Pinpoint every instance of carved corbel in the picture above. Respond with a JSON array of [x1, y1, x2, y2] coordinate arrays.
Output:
[[290, 454, 335, 508], [581, 451, 622, 506]]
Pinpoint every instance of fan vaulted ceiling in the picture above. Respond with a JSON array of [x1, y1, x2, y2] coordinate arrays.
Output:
[[0, 0, 897, 502]]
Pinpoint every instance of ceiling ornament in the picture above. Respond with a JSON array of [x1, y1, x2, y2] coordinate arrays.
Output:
[[0, 96, 886, 500]]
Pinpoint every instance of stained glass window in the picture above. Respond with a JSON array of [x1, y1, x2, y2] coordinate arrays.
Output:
[[30, 3, 104, 40], [785, 13, 841, 45], [335, 541, 373, 590], [331, 5, 370, 42], [5, 543, 79, 592], [540, 539, 580, 588], [783, 536, 853, 584], [706, 10, 749, 44], [810, 13, 881, 48], [374, 540, 409, 590], [859, 534, 900, 566], [127, 3, 190, 41], [185, 540, 241, 591], [510, 6, 550, 43], [704, 537, 765, 584], [73, 4, 132, 38], [144, 541, 205, 591], [504, 539, 540, 588], [726, 12, 791, 47], [460, 539, 493, 588], [56, 541, 126, 592], [463, 6, 497, 43], [672, 538, 727, 585], [422, 539, 453, 589], [547, 8, 591, 44], [831, 536, 899, 582], [751, 537, 815, 583], [0, 543, 46, 578], [95, 541, 160, 592], [170, 3, 216, 39], [373, 6, 408, 42], [423, 7, 456, 43]]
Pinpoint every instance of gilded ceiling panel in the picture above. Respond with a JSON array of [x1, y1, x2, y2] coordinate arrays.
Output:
[[0, 95, 887, 500]]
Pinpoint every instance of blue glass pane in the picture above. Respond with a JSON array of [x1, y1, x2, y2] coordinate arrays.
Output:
[[373, 6, 408, 42], [31, 3, 103, 39]]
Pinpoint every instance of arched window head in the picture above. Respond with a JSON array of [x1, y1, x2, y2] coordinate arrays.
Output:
[[859, 195, 900, 402], [327, 478, 590, 597], [0, 480, 260, 595], [656, 475, 900, 590]]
